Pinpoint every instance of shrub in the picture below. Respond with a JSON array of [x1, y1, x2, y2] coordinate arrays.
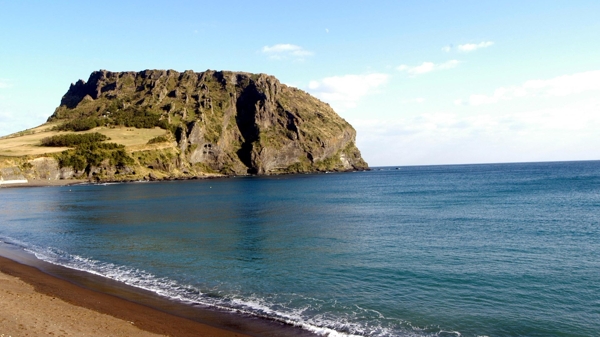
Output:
[[41, 132, 108, 147], [56, 142, 134, 172], [56, 118, 103, 131], [110, 108, 162, 129], [147, 134, 170, 144], [55, 108, 174, 132]]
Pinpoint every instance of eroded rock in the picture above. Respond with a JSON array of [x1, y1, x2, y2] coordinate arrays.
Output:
[[48, 69, 369, 176]]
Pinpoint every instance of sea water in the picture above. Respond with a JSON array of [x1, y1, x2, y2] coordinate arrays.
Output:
[[0, 161, 599, 337]]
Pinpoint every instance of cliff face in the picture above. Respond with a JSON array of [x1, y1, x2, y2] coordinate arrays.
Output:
[[48, 69, 368, 176]]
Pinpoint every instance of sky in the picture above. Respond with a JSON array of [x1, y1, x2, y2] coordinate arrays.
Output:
[[1, 0, 599, 166]]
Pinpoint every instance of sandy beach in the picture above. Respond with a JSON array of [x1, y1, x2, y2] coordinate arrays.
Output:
[[0, 179, 88, 188], [0, 256, 250, 337]]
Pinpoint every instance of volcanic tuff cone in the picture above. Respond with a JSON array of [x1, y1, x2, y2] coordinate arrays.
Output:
[[48, 69, 368, 175]]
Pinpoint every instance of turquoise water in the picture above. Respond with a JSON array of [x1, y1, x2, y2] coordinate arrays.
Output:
[[1, 161, 599, 336]]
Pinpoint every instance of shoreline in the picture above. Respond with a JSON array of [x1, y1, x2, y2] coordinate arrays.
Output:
[[0, 265, 164, 336], [0, 169, 368, 189], [0, 176, 228, 189], [0, 178, 88, 188], [0, 247, 318, 337], [0, 255, 252, 337]]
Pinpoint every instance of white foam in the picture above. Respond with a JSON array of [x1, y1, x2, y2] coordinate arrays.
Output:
[[1, 236, 448, 337]]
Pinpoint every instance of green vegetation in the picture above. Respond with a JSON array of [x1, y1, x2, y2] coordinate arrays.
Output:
[[341, 141, 367, 168], [54, 103, 173, 132], [110, 108, 167, 129], [259, 129, 285, 150], [147, 134, 171, 144], [134, 148, 175, 164], [133, 148, 176, 171], [193, 162, 218, 174], [56, 118, 104, 131], [56, 142, 134, 172], [218, 162, 235, 175], [41, 132, 108, 147], [186, 143, 198, 155], [19, 161, 33, 170], [49, 130, 134, 173], [284, 157, 312, 173], [314, 153, 342, 171]]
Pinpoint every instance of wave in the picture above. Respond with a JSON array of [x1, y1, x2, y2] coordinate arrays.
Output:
[[0, 236, 454, 337]]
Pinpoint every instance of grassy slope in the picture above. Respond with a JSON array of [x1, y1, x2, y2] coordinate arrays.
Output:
[[0, 123, 168, 158]]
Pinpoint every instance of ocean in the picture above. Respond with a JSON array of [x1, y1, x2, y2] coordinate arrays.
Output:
[[0, 161, 599, 336]]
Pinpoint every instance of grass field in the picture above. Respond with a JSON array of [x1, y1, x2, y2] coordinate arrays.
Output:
[[0, 124, 168, 157]]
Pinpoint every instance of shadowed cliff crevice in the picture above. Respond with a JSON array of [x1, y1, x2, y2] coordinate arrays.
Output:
[[235, 82, 265, 174]]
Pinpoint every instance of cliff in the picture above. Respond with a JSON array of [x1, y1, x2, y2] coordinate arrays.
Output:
[[0, 69, 368, 184], [47, 69, 368, 176]]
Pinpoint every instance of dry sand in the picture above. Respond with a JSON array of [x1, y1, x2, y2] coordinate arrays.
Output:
[[0, 256, 251, 337], [0, 270, 164, 337]]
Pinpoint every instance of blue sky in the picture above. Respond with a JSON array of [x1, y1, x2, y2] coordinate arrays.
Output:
[[1, 1, 599, 165]]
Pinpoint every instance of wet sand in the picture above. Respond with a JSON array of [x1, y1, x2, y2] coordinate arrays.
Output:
[[0, 256, 251, 337]]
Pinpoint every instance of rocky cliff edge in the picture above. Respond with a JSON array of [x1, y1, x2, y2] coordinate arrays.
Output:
[[2, 69, 368, 183]]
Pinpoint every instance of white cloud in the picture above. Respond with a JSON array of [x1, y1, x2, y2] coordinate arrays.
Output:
[[442, 41, 493, 53], [439, 60, 459, 69], [397, 60, 459, 75], [457, 41, 494, 52], [261, 44, 314, 60], [458, 70, 600, 106], [307, 73, 389, 109], [353, 96, 600, 166]]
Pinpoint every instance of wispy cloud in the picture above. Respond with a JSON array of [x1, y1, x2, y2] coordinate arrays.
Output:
[[308, 73, 389, 109], [455, 70, 600, 106], [397, 60, 459, 75], [261, 44, 314, 60], [443, 41, 494, 53], [457, 41, 494, 52], [353, 96, 600, 165]]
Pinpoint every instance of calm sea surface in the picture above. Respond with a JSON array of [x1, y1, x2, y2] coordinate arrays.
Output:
[[1, 161, 599, 336]]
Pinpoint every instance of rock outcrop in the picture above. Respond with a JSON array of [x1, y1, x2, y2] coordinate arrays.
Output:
[[0, 167, 27, 184], [47, 69, 368, 177]]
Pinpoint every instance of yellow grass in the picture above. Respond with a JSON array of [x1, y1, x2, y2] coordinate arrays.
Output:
[[0, 124, 168, 157], [97, 127, 167, 147]]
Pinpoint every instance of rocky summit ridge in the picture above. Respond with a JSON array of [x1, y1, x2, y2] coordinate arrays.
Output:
[[12, 69, 367, 182]]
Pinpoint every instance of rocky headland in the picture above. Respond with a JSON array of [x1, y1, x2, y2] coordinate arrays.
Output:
[[0, 69, 368, 184]]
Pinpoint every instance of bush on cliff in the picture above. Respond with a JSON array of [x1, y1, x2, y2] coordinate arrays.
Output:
[[41, 132, 108, 147], [55, 118, 104, 131], [56, 142, 134, 172], [55, 110, 171, 132]]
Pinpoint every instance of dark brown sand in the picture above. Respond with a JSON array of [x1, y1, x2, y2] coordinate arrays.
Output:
[[0, 256, 251, 337]]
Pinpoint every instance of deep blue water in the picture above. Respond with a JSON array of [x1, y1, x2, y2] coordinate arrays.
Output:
[[1, 161, 599, 336]]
